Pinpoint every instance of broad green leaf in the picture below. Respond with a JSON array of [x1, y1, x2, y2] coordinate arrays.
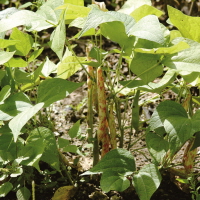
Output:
[[138, 69, 177, 93], [0, 92, 32, 121], [0, 70, 6, 82], [100, 171, 130, 192], [150, 100, 187, 130], [63, 145, 83, 156], [0, 85, 11, 103], [68, 120, 81, 138], [133, 164, 161, 200], [191, 131, 200, 150], [58, 138, 70, 148], [146, 132, 169, 164], [0, 7, 19, 20], [82, 148, 136, 175], [16, 187, 31, 200], [130, 4, 163, 22], [9, 102, 44, 142], [179, 71, 199, 83], [58, 4, 90, 24], [19, 2, 33, 9], [28, 48, 44, 63], [163, 39, 200, 72], [38, 0, 63, 21], [118, 0, 151, 15], [41, 57, 57, 77], [0, 51, 15, 65], [79, 7, 136, 38], [129, 15, 164, 45], [8, 28, 33, 56], [134, 41, 189, 55], [164, 116, 200, 154], [69, 17, 87, 29], [0, 10, 53, 33], [0, 39, 18, 48], [130, 53, 162, 83], [168, 6, 200, 43], [4, 57, 27, 68], [36, 6, 57, 26], [0, 182, 13, 197], [19, 137, 44, 171], [150, 101, 200, 154], [50, 13, 66, 60], [37, 78, 83, 107], [14, 69, 32, 84], [57, 56, 86, 79], [0, 125, 23, 161], [29, 127, 60, 171], [100, 21, 135, 55], [64, 0, 84, 6]]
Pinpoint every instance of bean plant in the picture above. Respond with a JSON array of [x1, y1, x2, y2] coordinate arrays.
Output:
[[0, 0, 200, 199]]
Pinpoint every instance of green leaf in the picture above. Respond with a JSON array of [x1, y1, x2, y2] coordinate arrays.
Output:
[[164, 116, 200, 154], [100, 171, 130, 192], [37, 78, 83, 107], [163, 39, 200, 72], [57, 56, 86, 79], [50, 13, 66, 60], [0, 125, 23, 161], [138, 69, 177, 93], [0, 39, 18, 48], [59, 3, 90, 24], [150, 101, 200, 154], [0, 182, 13, 197], [0, 7, 19, 20], [134, 41, 189, 55], [131, 4, 163, 22], [100, 21, 135, 55], [150, 100, 187, 130], [68, 120, 81, 138], [0, 92, 32, 121], [133, 164, 161, 200], [5, 57, 27, 68], [82, 148, 136, 175], [63, 145, 83, 156], [14, 68, 32, 84], [9, 103, 44, 142], [19, 137, 44, 171], [16, 187, 31, 200], [8, 28, 33, 56], [180, 71, 199, 83], [29, 127, 60, 171], [130, 53, 162, 83], [79, 7, 136, 38], [0, 10, 53, 32], [58, 138, 70, 148], [0, 51, 15, 65], [146, 132, 169, 164], [129, 15, 164, 45], [0, 70, 6, 82], [28, 48, 44, 63], [64, 0, 84, 6], [38, 0, 63, 21], [41, 57, 57, 77], [0, 85, 11, 103], [168, 5, 200, 43], [118, 0, 151, 15]]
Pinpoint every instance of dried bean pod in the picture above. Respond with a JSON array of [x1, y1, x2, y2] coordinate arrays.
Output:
[[97, 66, 110, 157], [183, 139, 197, 174]]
